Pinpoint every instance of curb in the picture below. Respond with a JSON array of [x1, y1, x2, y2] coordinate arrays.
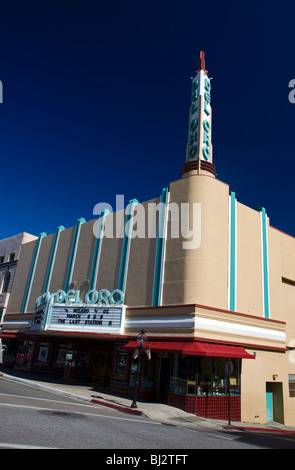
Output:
[[91, 398, 143, 415], [0, 373, 143, 416], [1, 373, 93, 404], [222, 425, 295, 434]]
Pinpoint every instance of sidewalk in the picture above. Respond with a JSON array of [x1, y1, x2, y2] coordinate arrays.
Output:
[[1, 368, 295, 434]]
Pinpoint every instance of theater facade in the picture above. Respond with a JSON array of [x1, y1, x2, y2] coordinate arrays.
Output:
[[1, 52, 295, 426]]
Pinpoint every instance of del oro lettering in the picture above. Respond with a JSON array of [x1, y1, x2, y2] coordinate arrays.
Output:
[[35, 288, 124, 309], [187, 69, 211, 162]]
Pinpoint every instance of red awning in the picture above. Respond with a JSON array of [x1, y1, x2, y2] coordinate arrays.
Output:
[[0, 333, 25, 339], [121, 340, 255, 359]]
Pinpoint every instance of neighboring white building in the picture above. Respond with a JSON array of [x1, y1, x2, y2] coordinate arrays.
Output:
[[0, 233, 37, 363]]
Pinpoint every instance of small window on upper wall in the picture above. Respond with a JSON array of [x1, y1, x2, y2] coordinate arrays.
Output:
[[282, 277, 295, 286], [9, 253, 15, 262], [0, 256, 4, 264], [2, 272, 10, 293], [289, 375, 295, 397]]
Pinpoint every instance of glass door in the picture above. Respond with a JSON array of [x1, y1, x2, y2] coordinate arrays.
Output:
[[140, 358, 159, 401]]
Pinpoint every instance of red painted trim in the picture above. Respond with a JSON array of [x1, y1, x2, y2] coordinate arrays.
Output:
[[90, 398, 142, 416], [127, 304, 196, 311], [127, 303, 286, 325], [0, 333, 26, 339], [191, 336, 287, 352], [222, 425, 295, 434], [182, 160, 216, 176], [194, 303, 286, 325], [197, 50, 208, 75], [121, 335, 287, 353]]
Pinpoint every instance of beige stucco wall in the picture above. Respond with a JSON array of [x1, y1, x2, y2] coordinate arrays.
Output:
[[7, 239, 38, 313], [162, 174, 229, 308], [27, 234, 53, 312], [49, 226, 75, 294], [124, 198, 159, 307], [71, 220, 96, 299], [236, 202, 264, 316], [95, 210, 124, 293], [6, 198, 161, 312], [241, 349, 295, 426], [8, 174, 295, 325], [269, 227, 295, 343]]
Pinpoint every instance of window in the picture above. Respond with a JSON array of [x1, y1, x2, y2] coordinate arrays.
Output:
[[129, 358, 138, 385], [169, 354, 187, 394], [2, 272, 10, 293], [282, 277, 295, 286], [116, 352, 127, 373], [0, 256, 4, 264], [198, 356, 212, 395], [143, 359, 156, 391], [289, 375, 295, 397], [9, 253, 15, 262], [37, 343, 50, 363], [169, 355, 241, 396], [56, 346, 67, 364]]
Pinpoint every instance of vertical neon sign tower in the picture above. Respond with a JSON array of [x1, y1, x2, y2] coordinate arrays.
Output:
[[182, 51, 216, 177]]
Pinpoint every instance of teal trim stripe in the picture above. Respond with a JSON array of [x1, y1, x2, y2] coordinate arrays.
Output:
[[89, 210, 109, 291], [118, 199, 138, 293], [22, 232, 47, 313], [43, 225, 65, 293], [152, 187, 169, 307], [64, 218, 86, 292], [261, 207, 270, 319], [228, 191, 236, 311]]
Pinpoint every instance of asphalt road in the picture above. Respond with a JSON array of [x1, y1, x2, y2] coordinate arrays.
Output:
[[0, 376, 295, 452]]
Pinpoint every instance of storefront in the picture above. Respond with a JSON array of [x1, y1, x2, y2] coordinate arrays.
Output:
[[2, 293, 258, 422], [121, 338, 254, 421], [7, 288, 126, 384], [10, 335, 251, 421], [20, 335, 115, 385]]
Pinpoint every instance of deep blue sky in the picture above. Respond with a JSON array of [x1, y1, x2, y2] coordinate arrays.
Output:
[[0, 0, 295, 240]]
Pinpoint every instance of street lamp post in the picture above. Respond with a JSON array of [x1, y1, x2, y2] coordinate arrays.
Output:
[[131, 329, 148, 409]]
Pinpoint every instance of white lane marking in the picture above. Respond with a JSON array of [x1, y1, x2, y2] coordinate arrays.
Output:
[[0, 392, 101, 409], [0, 442, 60, 449], [0, 375, 94, 402], [203, 432, 235, 441], [0, 402, 160, 424]]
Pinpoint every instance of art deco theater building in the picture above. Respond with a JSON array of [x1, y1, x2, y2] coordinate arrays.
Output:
[[2, 52, 295, 426]]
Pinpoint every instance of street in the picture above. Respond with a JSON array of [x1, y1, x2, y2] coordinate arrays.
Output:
[[0, 376, 295, 451]]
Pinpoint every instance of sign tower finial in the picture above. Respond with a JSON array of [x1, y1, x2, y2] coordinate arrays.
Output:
[[197, 50, 207, 75]]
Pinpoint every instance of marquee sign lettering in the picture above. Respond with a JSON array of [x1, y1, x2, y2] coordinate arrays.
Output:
[[46, 304, 125, 334], [32, 288, 126, 334]]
